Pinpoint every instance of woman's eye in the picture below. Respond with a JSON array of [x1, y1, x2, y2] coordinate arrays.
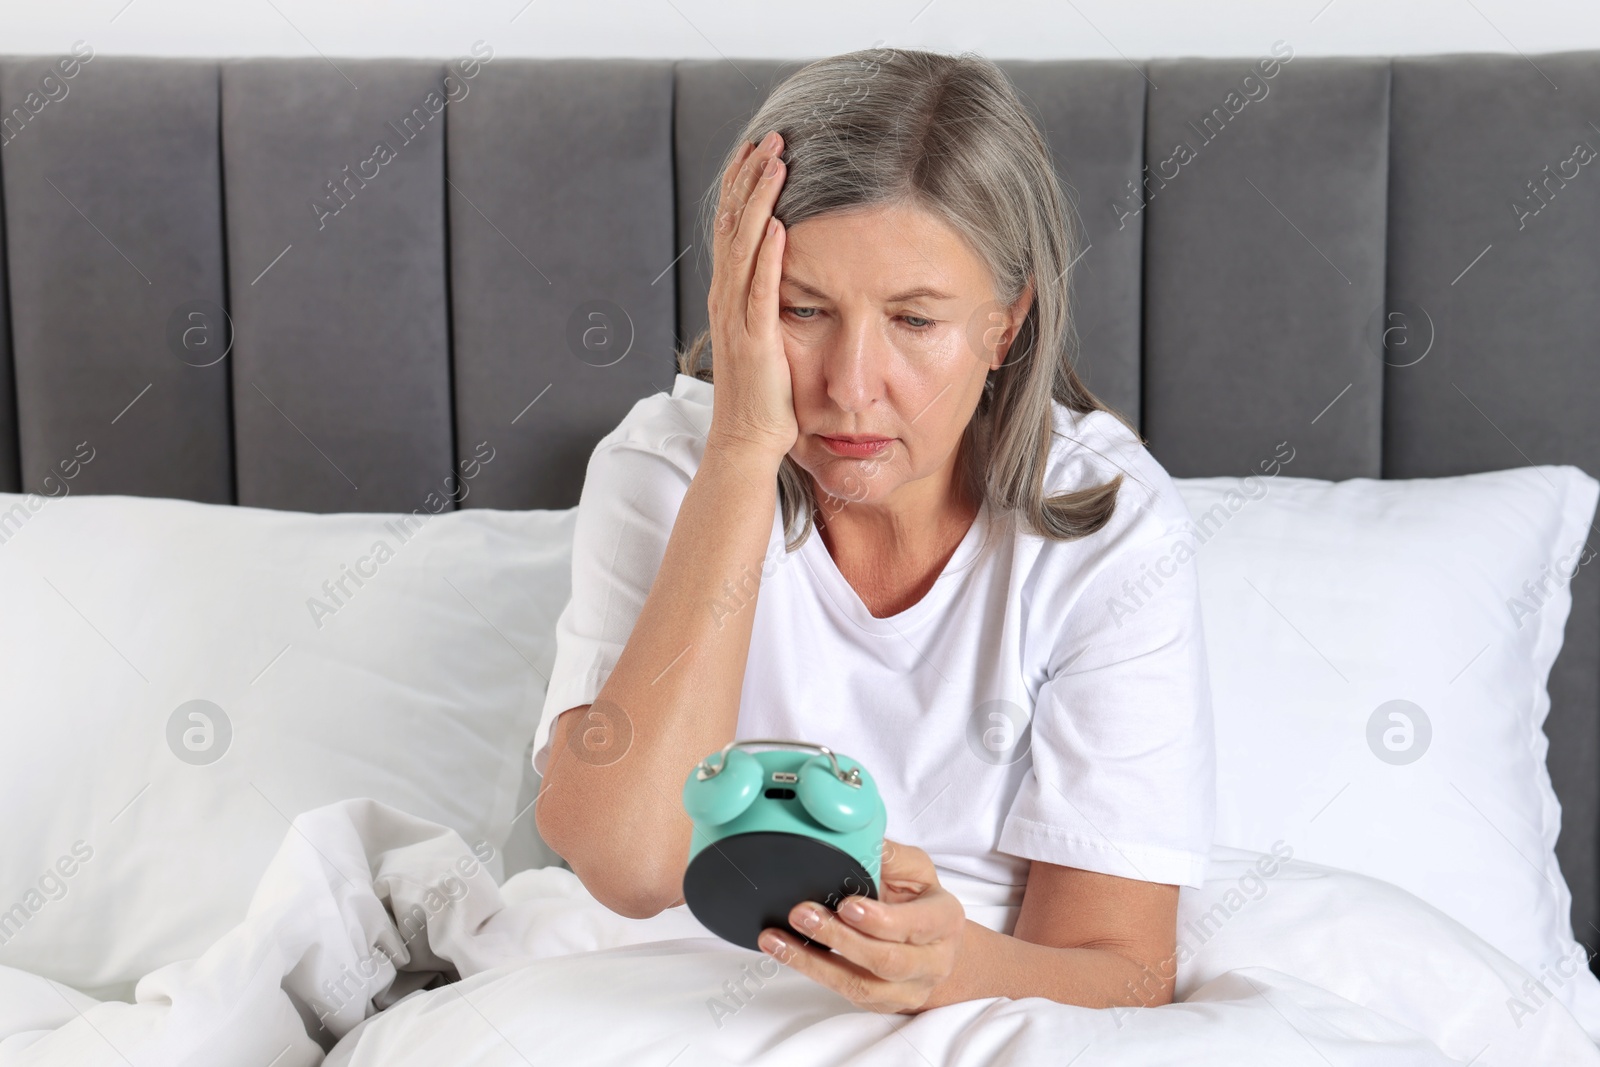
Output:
[[780, 307, 933, 329]]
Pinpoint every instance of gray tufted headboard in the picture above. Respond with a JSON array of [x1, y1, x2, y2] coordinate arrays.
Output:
[[1, 48, 1596, 963]]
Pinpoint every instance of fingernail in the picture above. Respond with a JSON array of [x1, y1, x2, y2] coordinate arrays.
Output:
[[842, 900, 867, 921], [762, 130, 779, 149], [761, 931, 787, 953], [762, 157, 776, 177], [795, 905, 822, 929]]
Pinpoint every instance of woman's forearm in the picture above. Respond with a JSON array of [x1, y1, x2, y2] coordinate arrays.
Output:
[[537, 442, 782, 915], [915, 920, 1174, 1012]]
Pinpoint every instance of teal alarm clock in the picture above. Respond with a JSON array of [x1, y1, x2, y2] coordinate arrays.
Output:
[[681, 739, 887, 952]]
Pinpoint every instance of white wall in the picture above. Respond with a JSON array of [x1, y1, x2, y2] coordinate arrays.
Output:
[[3, 0, 1598, 61]]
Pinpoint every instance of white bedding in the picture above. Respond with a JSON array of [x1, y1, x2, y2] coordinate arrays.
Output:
[[2, 799, 1595, 1066]]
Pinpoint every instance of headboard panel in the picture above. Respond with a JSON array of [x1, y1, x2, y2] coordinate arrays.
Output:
[[671, 59, 804, 356], [1386, 51, 1600, 948], [1002, 59, 1148, 424], [1, 55, 230, 502], [0, 140, 11, 492], [1142, 56, 1391, 481], [446, 59, 678, 512], [223, 58, 455, 512], [0, 49, 1595, 958]]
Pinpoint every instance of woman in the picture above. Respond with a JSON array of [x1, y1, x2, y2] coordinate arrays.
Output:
[[533, 47, 1215, 1016]]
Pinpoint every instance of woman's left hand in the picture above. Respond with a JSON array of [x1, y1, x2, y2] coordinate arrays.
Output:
[[759, 838, 966, 1014]]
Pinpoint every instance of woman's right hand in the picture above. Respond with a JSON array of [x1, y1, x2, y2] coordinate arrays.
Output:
[[704, 130, 798, 465]]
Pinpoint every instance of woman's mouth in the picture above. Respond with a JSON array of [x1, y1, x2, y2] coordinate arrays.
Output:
[[818, 434, 894, 458]]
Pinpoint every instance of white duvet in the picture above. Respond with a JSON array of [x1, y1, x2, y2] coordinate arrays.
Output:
[[2, 799, 1595, 1066]]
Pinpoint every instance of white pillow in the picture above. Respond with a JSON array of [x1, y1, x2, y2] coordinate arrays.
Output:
[[0, 491, 574, 999], [1174, 465, 1600, 1034]]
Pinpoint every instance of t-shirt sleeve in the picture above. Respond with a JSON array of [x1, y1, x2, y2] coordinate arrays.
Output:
[[998, 519, 1217, 888], [529, 433, 693, 777]]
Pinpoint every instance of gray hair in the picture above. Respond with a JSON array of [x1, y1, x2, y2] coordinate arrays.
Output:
[[675, 47, 1136, 552]]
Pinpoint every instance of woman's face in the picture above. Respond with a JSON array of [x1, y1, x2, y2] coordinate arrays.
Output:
[[778, 201, 1032, 510]]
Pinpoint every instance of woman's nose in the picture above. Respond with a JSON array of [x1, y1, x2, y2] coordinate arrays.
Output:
[[822, 321, 889, 413]]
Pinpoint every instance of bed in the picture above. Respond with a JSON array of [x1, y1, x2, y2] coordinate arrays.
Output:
[[1, 44, 1599, 1065]]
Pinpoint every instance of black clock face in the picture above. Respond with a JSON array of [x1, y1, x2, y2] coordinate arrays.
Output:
[[682, 831, 878, 953]]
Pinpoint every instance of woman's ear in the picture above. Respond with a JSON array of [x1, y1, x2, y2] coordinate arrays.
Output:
[[991, 279, 1035, 370]]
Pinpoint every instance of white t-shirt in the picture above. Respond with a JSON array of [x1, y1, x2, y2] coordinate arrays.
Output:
[[531, 372, 1216, 932]]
